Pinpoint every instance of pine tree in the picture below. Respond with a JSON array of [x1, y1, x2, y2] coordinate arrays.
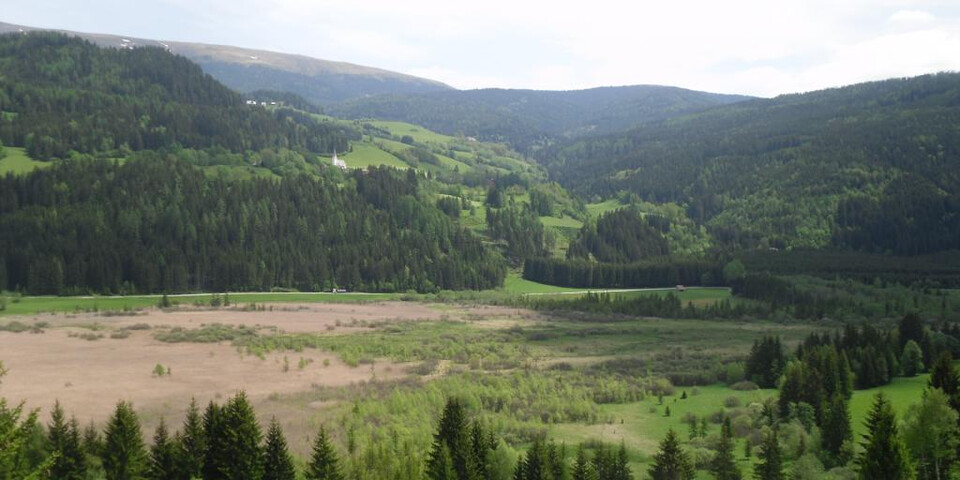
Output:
[[147, 418, 177, 480], [711, 418, 741, 480], [201, 401, 224, 480], [613, 441, 631, 480], [219, 392, 263, 479], [102, 401, 147, 480], [752, 430, 783, 480], [262, 418, 296, 480], [821, 393, 852, 468], [648, 429, 695, 480], [427, 398, 479, 480], [470, 421, 491, 480], [857, 393, 913, 480], [929, 352, 960, 412], [48, 401, 87, 480], [306, 425, 343, 480], [175, 397, 205, 480], [571, 445, 594, 480]]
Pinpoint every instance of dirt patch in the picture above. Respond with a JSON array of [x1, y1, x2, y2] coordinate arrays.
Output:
[[0, 328, 399, 425], [0, 301, 535, 449]]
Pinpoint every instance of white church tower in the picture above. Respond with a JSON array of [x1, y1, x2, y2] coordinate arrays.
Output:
[[331, 150, 347, 170]]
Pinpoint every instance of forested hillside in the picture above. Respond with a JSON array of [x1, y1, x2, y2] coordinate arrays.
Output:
[[329, 86, 751, 152], [542, 73, 960, 254], [0, 33, 355, 160], [0, 156, 505, 294]]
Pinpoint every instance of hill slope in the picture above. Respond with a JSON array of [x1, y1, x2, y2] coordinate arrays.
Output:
[[0, 21, 451, 104], [329, 86, 753, 151], [542, 73, 960, 254]]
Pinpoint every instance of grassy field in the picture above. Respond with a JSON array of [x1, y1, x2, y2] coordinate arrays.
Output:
[[368, 120, 454, 144], [0, 292, 401, 317], [339, 143, 410, 169], [540, 215, 584, 229], [849, 373, 929, 436], [501, 272, 586, 294], [0, 147, 51, 175], [586, 199, 624, 218]]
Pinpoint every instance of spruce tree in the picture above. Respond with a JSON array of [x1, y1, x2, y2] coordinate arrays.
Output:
[[571, 445, 594, 480], [612, 441, 631, 480], [470, 421, 491, 480], [929, 352, 960, 412], [176, 397, 205, 480], [648, 429, 695, 480], [752, 430, 783, 480], [48, 401, 87, 480], [219, 392, 264, 479], [821, 393, 852, 468], [147, 418, 177, 480], [201, 401, 224, 480], [711, 417, 741, 480], [102, 401, 147, 480], [857, 393, 912, 480], [262, 418, 296, 480], [426, 398, 478, 480], [306, 425, 343, 480]]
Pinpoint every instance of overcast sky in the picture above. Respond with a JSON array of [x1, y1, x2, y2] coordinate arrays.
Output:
[[4, 0, 960, 97]]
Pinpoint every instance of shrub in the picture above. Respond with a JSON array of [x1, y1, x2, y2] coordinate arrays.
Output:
[[730, 381, 759, 391], [723, 396, 743, 408]]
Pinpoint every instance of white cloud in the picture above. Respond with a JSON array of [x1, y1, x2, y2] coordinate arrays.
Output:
[[888, 9, 936, 26]]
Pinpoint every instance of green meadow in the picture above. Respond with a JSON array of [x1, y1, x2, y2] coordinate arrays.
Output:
[[0, 147, 51, 175]]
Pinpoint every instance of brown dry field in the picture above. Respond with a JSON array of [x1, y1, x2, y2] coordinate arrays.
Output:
[[0, 301, 531, 453]]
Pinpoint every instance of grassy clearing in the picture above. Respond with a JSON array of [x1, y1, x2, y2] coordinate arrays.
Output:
[[540, 215, 583, 229], [849, 373, 929, 437], [0, 147, 51, 175], [368, 120, 454, 144], [0, 292, 400, 317], [340, 143, 410, 169], [586, 199, 624, 218], [502, 273, 585, 294]]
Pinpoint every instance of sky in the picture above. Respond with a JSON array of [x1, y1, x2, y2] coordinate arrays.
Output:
[[4, 0, 960, 97]]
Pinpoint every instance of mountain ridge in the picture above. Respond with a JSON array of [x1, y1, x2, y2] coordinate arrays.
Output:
[[0, 21, 452, 104]]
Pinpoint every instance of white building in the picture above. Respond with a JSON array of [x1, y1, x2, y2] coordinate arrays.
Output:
[[332, 150, 347, 170]]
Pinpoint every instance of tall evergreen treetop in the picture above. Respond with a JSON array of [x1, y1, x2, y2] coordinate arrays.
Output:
[[856, 393, 913, 480], [306, 425, 343, 480], [102, 401, 147, 480], [648, 429, 695, 480], [262, 418, 296, 480]]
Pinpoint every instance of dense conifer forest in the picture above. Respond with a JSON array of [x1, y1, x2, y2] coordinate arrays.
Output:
[[0, 157, 504, 294], [0, 33, 355, 160]]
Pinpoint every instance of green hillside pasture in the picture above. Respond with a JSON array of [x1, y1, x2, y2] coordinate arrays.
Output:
[[0, 292, 400, 317], [586, 199, 625, 218], [369, 120, 454, 144], [502, 272, 586, 294], [849, 373, 930, 437], [339, 143, 410, 169], [0, 147, 51, 175]]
